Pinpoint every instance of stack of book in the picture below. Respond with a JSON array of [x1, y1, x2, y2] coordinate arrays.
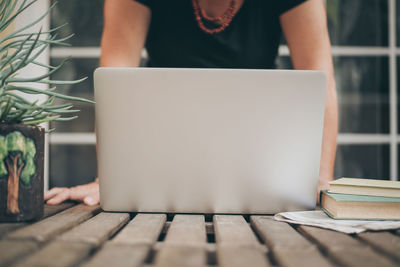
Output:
[[320, 178, 400, 220]]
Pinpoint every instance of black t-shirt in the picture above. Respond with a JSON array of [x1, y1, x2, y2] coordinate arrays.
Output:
[[135, 0, 307, 69]]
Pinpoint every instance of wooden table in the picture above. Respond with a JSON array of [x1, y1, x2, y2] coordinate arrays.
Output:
[[1, 203, 400, 267]]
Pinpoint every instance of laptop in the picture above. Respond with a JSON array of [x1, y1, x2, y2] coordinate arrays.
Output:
[[94, 68, 326, 214]]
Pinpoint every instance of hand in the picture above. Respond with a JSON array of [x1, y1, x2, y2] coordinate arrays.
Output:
[[44, 180, 100, 206]]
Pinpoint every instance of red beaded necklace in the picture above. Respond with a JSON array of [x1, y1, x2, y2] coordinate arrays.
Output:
[[192, 0, 237, 34]]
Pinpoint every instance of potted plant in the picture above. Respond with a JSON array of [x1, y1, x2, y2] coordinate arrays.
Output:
[[0, 0, 92, 221]]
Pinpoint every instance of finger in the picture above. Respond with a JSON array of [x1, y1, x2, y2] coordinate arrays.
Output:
[[69, 183, 98, 201], [84, 192, 100, 206], [44, 187, 65, 201], [46, 190, 70, 205]]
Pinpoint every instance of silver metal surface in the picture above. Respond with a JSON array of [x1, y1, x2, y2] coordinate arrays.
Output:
[[94, 68, 326, 214]]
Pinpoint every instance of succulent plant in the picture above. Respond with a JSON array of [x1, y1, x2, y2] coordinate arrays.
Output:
[[0, 0, 93, 129]]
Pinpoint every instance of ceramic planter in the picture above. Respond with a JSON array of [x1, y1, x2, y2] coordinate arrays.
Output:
[[0, 124, 44, 222]]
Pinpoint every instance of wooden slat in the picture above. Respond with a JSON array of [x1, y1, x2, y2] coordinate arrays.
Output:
[[299, 225, 398, 267], [0, 204, 77, 266], [214, 215, 270, 267], [156, 246, 206, 267], [0, 223, 25, 239], [251, 216, 313, 249], [0, 240, 38, 267], [155, 215, 207, 267], [358, 232, 400, 262], [162, 221, 215, 235], [0, 203, 75, 239], [82, 214, 166, 267], [216, 247, 269, 267], [163, 215, 206, 245], [12, 212, 129, 267], [58, 212, 129, 245], [214, 215, 260, 246], [251, 216, 333, 267], [6, 204, 100, 242], [111, 213, 166, 245], [43, 202, 75, 218], [81, 243, 149, 267], [12, 241, 93, 267]]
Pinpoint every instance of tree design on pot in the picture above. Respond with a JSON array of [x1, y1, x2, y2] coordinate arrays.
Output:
[[0, 131, 36, 214]]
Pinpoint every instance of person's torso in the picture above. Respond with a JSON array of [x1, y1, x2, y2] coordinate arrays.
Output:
[[145, 0, 282, 69]]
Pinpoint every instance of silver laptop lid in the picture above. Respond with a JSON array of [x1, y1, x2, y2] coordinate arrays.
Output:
[[94, 68, 326, 214]]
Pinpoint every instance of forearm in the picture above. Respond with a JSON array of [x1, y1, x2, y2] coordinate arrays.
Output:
[[291, 65, 337, 187], [319, 77, 338, 187], [289, 51, 338, 186], [280, 0, 338, 187], [292, 61, 338, 186]]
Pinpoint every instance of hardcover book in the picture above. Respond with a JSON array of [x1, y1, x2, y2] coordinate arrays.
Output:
[[328, 178, 400, 198], [321, 190, 400, 220]]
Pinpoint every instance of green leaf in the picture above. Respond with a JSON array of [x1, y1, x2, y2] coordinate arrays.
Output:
[[0, 0, 52, 43], [23, 115, 61, 125], [0, 97, 14, 122], [6, 85, 95, 104], [6, 56, 71, 83]]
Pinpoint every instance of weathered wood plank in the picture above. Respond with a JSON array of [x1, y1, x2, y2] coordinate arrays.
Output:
[[162, 221, 214, 235], [299, 225, 398, 267], [251, 216, 333, 267], [0, 240, 38, 267], [81, 243, 150, 267], [214, 215, 260, 246], [43, 202, 75, 218], [6, 204, 100, 242], [251, 216, 312, 249], [217, 245, 269, 267], [0, 223, 25, 239], [82, 214, 166, 267], [156, 247, 205, 267], [58, 212, 129, 245], [12, 241, 93, 267], [0, 204, 78, 266], [358, 231, 400, 262], [155, 215, 207, 267], [11, 212, 129, 267], [112, 213, 166, 245], [214, 215, 270, 267], [0, 203, 75, 239], [163, 215, 206, 245]]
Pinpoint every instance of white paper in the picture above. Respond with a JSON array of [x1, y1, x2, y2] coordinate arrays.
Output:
[[274, 210, 400, 234]]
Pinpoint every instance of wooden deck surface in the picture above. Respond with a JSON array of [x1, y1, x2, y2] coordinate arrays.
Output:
[[0, 203, 399, 267]]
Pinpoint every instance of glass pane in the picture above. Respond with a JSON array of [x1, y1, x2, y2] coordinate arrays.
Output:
[[50, 0, 105, 47], [50, 145, 97, 188], [335, 56, 389, 133], [49, 58, 97, 132], [397, 0, 400, 46], [397, 57, 400, 133], [277, 56, 389, 133], [326, 0, 388, 46], [334, 144, 390, 180]]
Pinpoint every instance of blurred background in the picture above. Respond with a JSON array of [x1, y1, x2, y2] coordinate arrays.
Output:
[[43, 0, 398, 187]]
